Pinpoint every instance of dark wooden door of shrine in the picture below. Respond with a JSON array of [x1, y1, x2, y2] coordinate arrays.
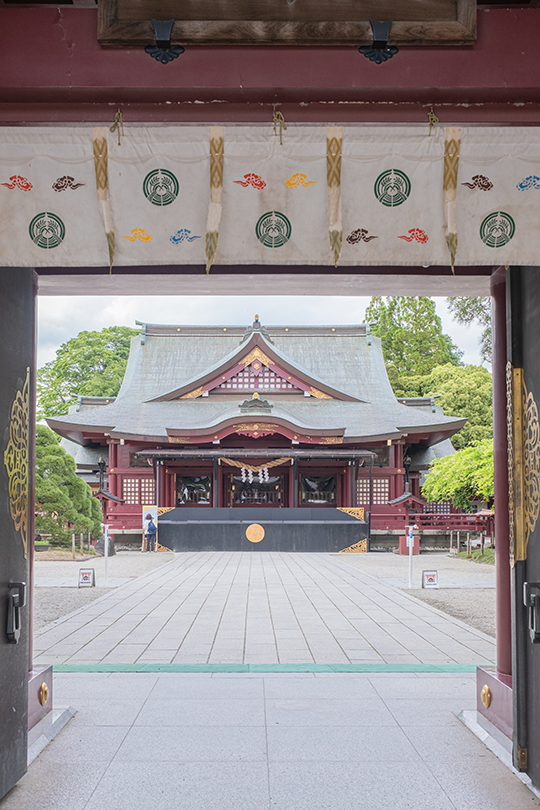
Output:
[[0, 268, 35, 800], [507, 266, 540, 786]]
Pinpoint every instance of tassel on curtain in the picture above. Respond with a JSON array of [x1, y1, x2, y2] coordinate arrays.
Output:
[[92, 127, 115, 273], [205, 126, 224, 274], [326, 126, 343, 268], [443, 127, 461, 274]]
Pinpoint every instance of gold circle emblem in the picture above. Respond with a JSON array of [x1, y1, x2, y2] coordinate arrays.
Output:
[[38, 682, 50, 706], [481, 685, 492, 708], [246, 523, 265, 543]]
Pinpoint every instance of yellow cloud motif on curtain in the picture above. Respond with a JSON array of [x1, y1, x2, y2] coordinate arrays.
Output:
[[3, 368, 30, 559], [285, 173, 317, 188], [122, 228, 153, 243]]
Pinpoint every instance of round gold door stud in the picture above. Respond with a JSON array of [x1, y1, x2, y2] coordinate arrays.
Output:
[[246, 523, 265, 543], [481, 685, 492, 708], [38, 682, 50, 706]]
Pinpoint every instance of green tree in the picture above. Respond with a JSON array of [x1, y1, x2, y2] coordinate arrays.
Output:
[[35, 425, 102, 545], [422, 439, 494, 510], [365, 297, 463, 379], [37, 326, 139, 418], [446, 296, 492, 363], [393, 364, 492, 449], [427, 364, 492, 450]]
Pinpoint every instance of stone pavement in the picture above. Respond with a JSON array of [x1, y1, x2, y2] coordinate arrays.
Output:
[[2, 671, 538, 810], [34, 552, 496, 666]]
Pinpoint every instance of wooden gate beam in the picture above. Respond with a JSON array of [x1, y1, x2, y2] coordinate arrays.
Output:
[[1, 9, 540, 123]]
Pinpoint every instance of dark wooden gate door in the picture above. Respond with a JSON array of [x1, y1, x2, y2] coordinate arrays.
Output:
[[0, 268, 36, 800], [507, 266, 540, 787]]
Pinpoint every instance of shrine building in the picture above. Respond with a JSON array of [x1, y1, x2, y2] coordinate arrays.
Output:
[[47, 316, 465, 551]]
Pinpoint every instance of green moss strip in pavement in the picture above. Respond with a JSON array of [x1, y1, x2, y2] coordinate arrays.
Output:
[[53, 663, 477, 674]]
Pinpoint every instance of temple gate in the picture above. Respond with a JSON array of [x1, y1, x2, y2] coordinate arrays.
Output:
[[1, 0, 540, 798]]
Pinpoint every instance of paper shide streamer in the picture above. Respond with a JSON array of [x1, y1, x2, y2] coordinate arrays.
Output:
[[327, 127, 343, 268], [444, 127, 461, 274], [205, 126, 224, 274], [92, 127, 115, 272]]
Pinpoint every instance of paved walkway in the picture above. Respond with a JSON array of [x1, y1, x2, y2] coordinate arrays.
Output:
[[2, 671, 538, 810], [34, 552, 496, 666]]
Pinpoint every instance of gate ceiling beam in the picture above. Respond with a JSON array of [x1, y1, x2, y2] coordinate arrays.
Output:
[[0, 9, 538, 122]]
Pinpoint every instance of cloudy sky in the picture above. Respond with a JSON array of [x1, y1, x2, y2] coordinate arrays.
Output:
[[37, 295, 486, 369]]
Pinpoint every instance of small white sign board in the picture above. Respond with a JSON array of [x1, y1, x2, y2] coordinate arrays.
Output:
[[422, 570, 438, 589], [78, 568, 96, 588]]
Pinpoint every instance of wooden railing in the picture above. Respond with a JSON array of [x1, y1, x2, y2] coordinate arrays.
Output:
[[370, 510, 493, 535]]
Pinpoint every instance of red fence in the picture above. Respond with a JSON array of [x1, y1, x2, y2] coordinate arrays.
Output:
[[371, 510, 493, 535]]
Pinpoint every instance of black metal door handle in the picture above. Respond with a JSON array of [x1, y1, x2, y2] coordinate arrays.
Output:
[[7, 582, 26, 645], [524, 582, 540, 644]]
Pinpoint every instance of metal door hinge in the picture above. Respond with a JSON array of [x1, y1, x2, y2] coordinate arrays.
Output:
[[517, 745, 528, 771]]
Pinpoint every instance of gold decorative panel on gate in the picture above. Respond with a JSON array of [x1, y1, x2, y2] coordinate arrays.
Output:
[[507, 363, 540, 563]]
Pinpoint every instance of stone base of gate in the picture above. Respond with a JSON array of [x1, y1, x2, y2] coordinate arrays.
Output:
[[28, 665, 53, 731], [476, 665, 513, 741], [27, 664, 76, 765]]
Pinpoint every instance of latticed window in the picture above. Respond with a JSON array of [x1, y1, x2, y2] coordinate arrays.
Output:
[[425, 500, 452, 513], [357, 478, 390, 506], [140, 478, 155, 504], [216, 366, 301, 391], [122, 477, 155, 505]]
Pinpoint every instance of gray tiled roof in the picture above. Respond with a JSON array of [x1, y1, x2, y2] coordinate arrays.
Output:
[[48, 323, 466, 445], [60, 437, 108, 467]]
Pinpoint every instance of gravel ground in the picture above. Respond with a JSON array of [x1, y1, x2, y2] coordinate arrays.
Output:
[[410, 589, 496, 637], [335, 551, 495, 585], [33, 588, 111, 632], [33, 551, 175, 632], [34, 550, 175, 581], [338, 551, 496, 637]]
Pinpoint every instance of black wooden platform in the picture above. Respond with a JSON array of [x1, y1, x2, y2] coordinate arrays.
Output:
[[157, 507, 369, 552]]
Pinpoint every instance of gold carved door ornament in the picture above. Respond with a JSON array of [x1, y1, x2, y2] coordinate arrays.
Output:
[[507, 363, 540, 563], [3, 368, 30, 559]]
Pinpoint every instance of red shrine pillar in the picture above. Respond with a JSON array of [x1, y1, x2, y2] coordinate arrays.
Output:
[[108, 441, 118, 497], [288, 461, 295, 508], [492, 267, 512, 680], [395, 443, 404, 500], [158, 462, 166, 507], [344, 465, 352, 507], [475, 267, 513, 740]]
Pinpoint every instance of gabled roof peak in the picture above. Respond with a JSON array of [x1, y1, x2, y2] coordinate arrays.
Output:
[[149, 329, 362, 403], [240, 315, 274, 345]]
